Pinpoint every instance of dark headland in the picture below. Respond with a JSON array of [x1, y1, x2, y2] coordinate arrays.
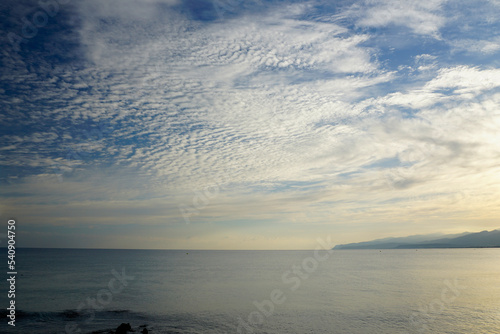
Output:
[[333, 229, 500, 250]]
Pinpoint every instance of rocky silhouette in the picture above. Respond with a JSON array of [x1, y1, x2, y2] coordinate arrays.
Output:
[[115, 323, 132, 334]]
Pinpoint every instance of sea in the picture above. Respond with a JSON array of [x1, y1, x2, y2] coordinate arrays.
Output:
[[1, 248, 499, 334]]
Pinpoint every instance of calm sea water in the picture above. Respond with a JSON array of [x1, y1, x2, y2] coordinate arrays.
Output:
[[1, 248, 499, 333]]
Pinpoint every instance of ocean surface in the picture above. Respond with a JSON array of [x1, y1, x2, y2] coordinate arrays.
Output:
[[1, 248, 499, 333]]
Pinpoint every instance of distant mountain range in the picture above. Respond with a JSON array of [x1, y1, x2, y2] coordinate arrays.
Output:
[[333, 229, 500, 249]]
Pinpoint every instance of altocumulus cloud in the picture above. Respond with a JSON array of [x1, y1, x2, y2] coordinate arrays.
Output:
[[1, 0, 500, 249]]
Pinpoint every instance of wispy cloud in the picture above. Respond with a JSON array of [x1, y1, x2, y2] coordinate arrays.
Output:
[[348, 0, 447, 37]]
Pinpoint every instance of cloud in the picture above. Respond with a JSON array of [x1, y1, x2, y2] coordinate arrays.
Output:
[[3, 0, 386, 192], [451, 38, 500, 55], [350, 0, 446, 37], [378, 66, 500, 109]]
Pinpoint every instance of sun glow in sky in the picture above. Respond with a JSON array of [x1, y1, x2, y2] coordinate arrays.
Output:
[[1, 0, 500, 249]]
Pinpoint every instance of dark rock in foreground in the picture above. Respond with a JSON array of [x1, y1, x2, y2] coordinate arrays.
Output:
[[116, 323, 132, 334], [91, 323, 149, 334]]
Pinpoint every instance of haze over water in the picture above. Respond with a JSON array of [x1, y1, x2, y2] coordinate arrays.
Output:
[[2, 248, 499, 333]]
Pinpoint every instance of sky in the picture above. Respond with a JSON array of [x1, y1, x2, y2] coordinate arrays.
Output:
[[1, 0, 500, 250]]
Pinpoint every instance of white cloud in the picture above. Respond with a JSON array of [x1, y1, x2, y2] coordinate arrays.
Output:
[[40, 0, 392, 193], [352, 0, 447, 37], [378, 66, 500, 109], [451, 38, 500, 55], [424, 66, 500, 95]]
